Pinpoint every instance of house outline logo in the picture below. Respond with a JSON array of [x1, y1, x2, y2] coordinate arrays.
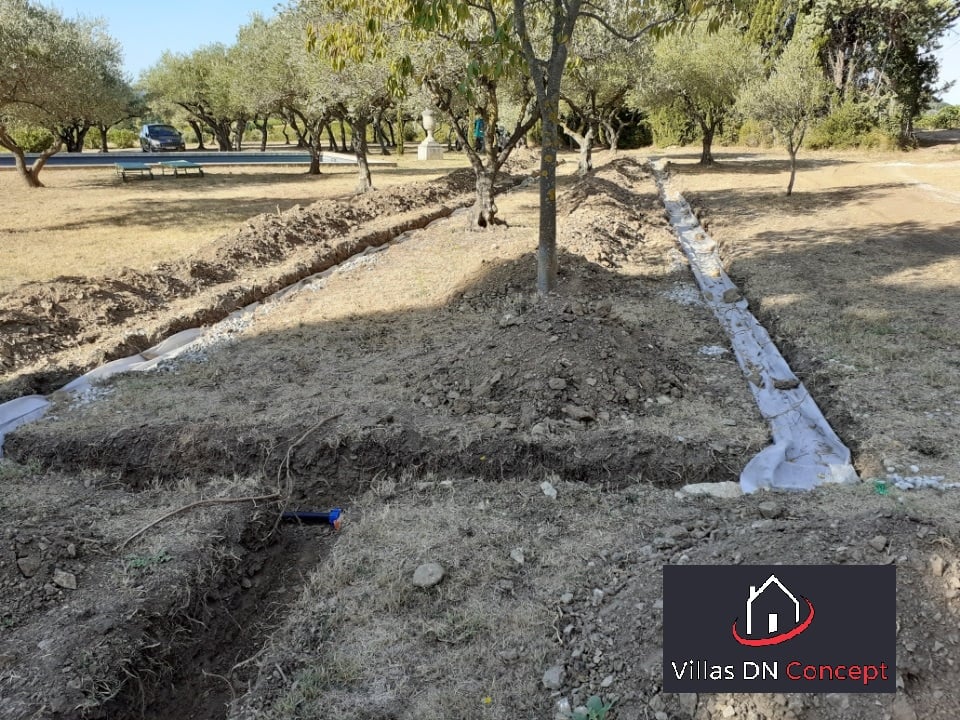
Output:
[[732, 573, 815, 647]]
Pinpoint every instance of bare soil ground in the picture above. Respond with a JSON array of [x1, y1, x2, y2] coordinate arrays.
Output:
[[2, 142, 960, 720]]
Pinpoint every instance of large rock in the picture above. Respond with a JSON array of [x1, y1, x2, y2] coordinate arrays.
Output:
[[412, 562, 445, 588]]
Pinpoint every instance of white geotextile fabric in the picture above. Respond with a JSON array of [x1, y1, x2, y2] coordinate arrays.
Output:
[[652, 161, 858, 492]]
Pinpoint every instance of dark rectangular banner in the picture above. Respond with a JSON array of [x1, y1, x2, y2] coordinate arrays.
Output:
[[663, 565, 896, 693]]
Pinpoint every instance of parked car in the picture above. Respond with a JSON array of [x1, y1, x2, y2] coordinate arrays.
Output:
[[139, 124, 186, 152]]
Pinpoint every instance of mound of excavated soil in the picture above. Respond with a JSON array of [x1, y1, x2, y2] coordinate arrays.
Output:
[[0, 169, 481, 401]]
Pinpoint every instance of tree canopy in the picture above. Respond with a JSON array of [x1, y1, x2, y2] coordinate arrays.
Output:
[[0, 0, 127, 186]]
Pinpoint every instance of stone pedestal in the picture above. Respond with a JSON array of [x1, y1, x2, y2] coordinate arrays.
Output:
[[417, 108, 445, 161]]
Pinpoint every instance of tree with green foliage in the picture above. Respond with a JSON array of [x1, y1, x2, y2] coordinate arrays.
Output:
[[141, 45, 244, 151], [311, 0, 538, 223], [739, 24, 831, 194], [810, 0, 960, 143], [562, 21, 651, 175], [639, 25, 762, 165], [0, 0, 127, 185]]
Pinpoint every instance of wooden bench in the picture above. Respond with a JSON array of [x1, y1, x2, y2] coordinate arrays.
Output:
[[157, 160, 204, 177], [115, 162, 153, 181]]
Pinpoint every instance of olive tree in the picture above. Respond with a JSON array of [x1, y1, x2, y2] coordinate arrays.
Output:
[[739, 25, 831, 194], [0, 0, 126, 186], [638, 25, 761, 164]]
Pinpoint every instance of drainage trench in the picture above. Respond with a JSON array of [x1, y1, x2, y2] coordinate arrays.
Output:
[[650, 159, 857, 492]]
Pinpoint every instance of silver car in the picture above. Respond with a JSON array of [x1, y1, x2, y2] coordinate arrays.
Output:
[[139, 124, 186, 152]]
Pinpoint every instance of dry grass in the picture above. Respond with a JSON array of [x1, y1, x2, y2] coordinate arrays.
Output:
[[234, 474, 622, 720], [0, 151, 470, 296]]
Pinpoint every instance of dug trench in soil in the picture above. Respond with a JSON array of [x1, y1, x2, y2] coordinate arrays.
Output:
[[682, 194, 863, 468], [5, 158, 769, 489], [0, 462, 340, 720], [0, 167, 525, 403]]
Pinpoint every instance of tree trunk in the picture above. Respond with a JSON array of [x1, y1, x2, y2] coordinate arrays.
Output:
[[515, 0, 580, 295], [537, 98, 560, 294], [786, 146, 797, 196], [60, 123, 90, 153], [256, 116, 269, 151], [395, 106, 405, 156], [281, 122, 291, 145], [188, 120, 206, 150], [0, 126, 62, 188], [309, 148, 321, 175], [352, 118, 373, 193], [472, 169, 498, 228], [325, 122, 338, 151], [213, 121, 233, 151], [699, 124, 715, 165], [339, 121, 348, 152], [374, 120, 391, 155], [97, 125, 109, 153], [233, 118, 246, 152]]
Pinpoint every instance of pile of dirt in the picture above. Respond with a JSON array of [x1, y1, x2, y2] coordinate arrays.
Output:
[[0, 168, 481, 401]]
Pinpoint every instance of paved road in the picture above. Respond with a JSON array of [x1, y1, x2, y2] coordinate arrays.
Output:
[[0, 150, 360, 168]]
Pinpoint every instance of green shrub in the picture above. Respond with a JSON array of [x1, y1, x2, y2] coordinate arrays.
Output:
[[649, 105, 699, 147], [108, 128, 138, 149], [9, 127, 55, 153], [618, 120, 652, 149], [917, 105, 960, 130], [806, 100, 877, 149], [739, 117, 776, 148]]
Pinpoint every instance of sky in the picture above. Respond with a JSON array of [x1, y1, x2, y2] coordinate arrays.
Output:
[[45, 0, 282, 82], [43, 2, 960, 104]]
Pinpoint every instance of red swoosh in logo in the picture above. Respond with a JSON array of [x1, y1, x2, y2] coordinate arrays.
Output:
[[732, 597, 815, 646]]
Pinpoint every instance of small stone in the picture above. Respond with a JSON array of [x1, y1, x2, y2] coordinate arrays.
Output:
[[541, 481, 558, 499], [548, 377, 568, 391], [562, 404, 595, 422], [586, 377, 597, 386], [542, 665, 566, 690], [52, 569, 77, 590], [601, 674, 614, 688], [66, 543, 77, 559], [624, 387, 639, 401], [412, 562, 445, 588], [931, 555, 947, 577], [721, 288, 742, 303], [16, 556, 40, 578], [679, 693, 698, 716], [869, 535, 888, 552], [758, 501, 783, 519], [510, 548, 525, 565], [773, 378, 800, 390], [891, 696, 917, 720], [656, 394, 673, 405], [909, 464, 920, 474], [560, 592, 574, 604], [722, 705, 736, 718], [655, 713, 668, 720]]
